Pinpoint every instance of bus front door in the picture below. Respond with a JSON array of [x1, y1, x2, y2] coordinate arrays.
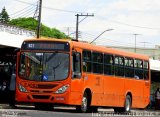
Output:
[[70, 52, 83, 105]]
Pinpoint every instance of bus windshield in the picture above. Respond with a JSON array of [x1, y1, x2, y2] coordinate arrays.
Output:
[[19, 52, 69, 81]]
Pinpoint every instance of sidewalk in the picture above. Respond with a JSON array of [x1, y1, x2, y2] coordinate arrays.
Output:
[[0, 104, 13, 109]]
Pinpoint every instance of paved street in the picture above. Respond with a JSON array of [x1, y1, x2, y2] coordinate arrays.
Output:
[[0, 104, 160, 117]]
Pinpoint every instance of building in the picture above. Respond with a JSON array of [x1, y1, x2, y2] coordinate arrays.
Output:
[[107, 45, 160, 60], [0, 23, 35, 48], [0, 23, 35, 103]]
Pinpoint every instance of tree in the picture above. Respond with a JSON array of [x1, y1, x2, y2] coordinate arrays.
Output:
[[9, 17, 69, 39], [0, 7, 10, 23]]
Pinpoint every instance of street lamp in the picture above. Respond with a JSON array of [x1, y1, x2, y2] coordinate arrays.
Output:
[[90, 29, 114, 44]]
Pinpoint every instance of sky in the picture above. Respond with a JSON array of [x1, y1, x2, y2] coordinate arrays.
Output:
[[0, 0, 160, 48]]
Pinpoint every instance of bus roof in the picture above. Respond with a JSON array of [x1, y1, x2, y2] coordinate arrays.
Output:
[[23, 38, 70, 43], [70, 41, 149, 60], [23, 38, 149, 60]]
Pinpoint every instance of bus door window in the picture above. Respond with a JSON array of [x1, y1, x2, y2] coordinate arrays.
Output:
[[26, 57, 32, 77], [72, 52, 81, 78], [19, 53, 26, 76]]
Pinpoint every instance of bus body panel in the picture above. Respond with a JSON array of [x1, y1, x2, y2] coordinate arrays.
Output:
[[143, 79, 150, 107], [70, 78, 83, 105], [86, 74, 104, 106], [124, 79, 144, 108], [103, 76, 125, 107]]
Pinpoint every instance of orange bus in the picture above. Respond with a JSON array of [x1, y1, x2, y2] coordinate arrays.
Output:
[[16, 38, 150, 113]]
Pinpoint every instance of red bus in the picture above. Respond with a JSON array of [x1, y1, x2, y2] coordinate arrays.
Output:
[[16, 38, 150, 113]]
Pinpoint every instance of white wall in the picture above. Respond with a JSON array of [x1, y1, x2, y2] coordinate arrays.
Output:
[[150, 59, 160, 71], [0, 31, 34, 48]]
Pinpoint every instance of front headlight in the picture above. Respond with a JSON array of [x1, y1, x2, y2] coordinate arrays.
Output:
[[55, 84, 69, 94], [18, 84, 28, 92]]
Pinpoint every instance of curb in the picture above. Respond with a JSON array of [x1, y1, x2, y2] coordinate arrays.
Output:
[[0, 104, 13, 109]]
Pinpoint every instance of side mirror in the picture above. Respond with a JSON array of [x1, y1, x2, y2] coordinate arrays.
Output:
[[72, 72, 81, 78]]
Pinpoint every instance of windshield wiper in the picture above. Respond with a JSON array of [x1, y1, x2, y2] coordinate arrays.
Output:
[[52, 62, 61, 79], [46, 52, 58, 62]]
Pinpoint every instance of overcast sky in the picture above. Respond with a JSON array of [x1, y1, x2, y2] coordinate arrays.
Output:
[[0, 0, 160, 48]]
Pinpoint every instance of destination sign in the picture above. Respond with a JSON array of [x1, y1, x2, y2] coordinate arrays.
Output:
[[21, 41, 70, 51]]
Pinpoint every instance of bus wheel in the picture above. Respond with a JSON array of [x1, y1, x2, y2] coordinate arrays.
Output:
[[124, 95, 131, 113], [76, 92, 89, 113], [114, 95, 131, 113]]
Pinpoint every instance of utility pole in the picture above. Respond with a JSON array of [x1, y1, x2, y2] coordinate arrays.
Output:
[[37, 0, 42, 38], [75, 13, 94, 40], [140, 42, 149, 48], [133, 34, 141, 53], [67, 27, 70, 37]]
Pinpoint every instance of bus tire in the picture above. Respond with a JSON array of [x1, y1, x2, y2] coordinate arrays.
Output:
[[124, 95, 131, 113], [114, 95, 131, 113], [76, 92, 89, 113]]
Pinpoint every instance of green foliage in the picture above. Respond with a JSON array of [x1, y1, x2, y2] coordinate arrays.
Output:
[[9, 17, 37, 30], [9, 17, 68, 39], [0, 7, 10, 23]]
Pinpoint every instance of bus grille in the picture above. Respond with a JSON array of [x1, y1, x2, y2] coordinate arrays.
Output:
[[29, 84, 58, 89], [32, 95, 50, 99], [30, 90, 53, 93]]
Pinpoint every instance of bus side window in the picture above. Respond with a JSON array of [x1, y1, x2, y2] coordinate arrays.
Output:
[[134, 59, 143, 79], [82, 50, 92, 72], [72, 52, 81, 78], [124, 57, 134, 78]]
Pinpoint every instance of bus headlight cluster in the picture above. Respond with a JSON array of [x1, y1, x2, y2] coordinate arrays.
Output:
[[55, 84, 69, 94], [18, 84, 28, 92]]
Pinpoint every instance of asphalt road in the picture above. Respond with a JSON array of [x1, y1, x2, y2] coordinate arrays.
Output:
[[0, 105, 160, 117]]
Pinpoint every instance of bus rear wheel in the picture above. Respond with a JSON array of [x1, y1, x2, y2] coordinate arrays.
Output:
[[124, 95, 131, 112], [76, 92, 89, 113], [114, 95, 131, 113]]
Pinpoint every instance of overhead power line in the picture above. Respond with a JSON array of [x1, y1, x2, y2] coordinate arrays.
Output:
[[13, 0, 89, 14], [81, 31, 155, 47], [43, 6, 86, 14], [17, 10, 35, 18], [10, 2, 37, 16], [13, 0, 36, 6], [11, 5, 36, 19], [97, 15, 160, 31], [33, 1, 39, 19], [111, 20, 160, 30], [13, 0, 160, 32]]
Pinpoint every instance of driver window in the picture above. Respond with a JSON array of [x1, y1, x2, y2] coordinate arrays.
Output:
[[72, 52, 81, 78]]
